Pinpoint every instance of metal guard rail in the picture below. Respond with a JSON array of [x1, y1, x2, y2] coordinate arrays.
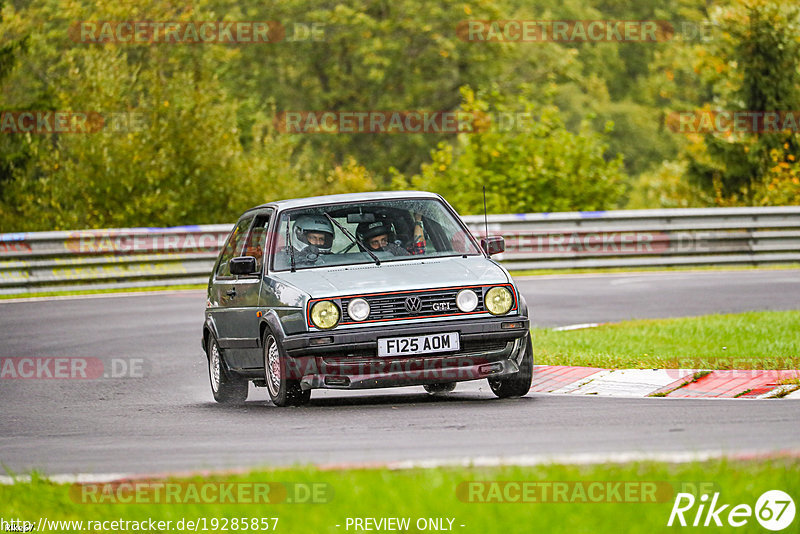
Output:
[[1, 207, 798, 294]]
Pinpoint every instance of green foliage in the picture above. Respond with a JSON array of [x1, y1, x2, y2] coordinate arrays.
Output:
[[394, 89, 626, 214], [1, 0, 797, 232], [0, 0, 377, 230], [0, 0, 34, 195], [218, 0, 514, 178], [627, 160, 713, 208], [683, 1, 800, 204]]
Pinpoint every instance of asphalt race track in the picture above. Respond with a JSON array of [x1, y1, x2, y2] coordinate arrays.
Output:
[[1, 270, 799, 476]]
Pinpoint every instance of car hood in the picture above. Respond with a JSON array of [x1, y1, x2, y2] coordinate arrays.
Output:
[[271, 256, 510, 298]]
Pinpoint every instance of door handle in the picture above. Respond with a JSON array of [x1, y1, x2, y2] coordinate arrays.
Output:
[[226, 288, 237, 297]]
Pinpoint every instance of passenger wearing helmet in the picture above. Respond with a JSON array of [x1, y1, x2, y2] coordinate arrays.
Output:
[[356, 219, 409, 256], [293, 214, 334, 262]]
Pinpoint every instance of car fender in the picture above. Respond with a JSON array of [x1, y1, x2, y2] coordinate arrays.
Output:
[[202, 315, 221, 355], [259, 309, 288, 347], [518, 291, 529, 318]]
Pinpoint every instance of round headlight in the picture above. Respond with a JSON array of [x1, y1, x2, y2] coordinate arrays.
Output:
[[456, 289, 479, 312], [485, 286, 513, 315], [310, 300, 340, 329], [347, 298, 370, 321]]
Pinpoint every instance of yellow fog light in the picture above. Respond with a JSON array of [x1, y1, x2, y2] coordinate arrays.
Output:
[[310, 300, 340, 329], [485, 286, 513, 315]]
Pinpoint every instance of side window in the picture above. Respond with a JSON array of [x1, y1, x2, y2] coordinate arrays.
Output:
[[242, 212, 271, 272], [215, 216, 254, 278]]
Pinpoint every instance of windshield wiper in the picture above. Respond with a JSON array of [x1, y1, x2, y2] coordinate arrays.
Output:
[[286, 217, 296, 272], [323, 213, 380, 266]]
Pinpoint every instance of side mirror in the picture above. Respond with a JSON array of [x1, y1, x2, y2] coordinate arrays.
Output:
[[230, 256, 257, 275], [481, 236, 505, 256]]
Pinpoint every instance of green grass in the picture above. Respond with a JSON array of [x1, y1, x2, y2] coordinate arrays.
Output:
[[0, 284, 206, 300], [1, 459, 797, 533], [509, 263, 800, 277], [532, 311, 800, 369]]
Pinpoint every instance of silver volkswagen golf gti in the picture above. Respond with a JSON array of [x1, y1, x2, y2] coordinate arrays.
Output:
[[202, 191, 532, 406]]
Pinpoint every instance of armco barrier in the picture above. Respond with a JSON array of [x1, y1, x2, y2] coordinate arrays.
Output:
[[0, 225, 231, 294], [461, 206, 800, 270], [1, 207, 798, 294]]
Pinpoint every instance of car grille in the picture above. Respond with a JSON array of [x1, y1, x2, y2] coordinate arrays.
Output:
[[340, 286, 486, 323]]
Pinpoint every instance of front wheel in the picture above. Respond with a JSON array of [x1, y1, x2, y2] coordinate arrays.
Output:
[[264, 331, 311, 407], [489, 334, 533, 398], [207, 335, 249, 404]]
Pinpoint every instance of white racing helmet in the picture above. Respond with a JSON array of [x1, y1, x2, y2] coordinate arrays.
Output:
[[293, 214, 335, 254]]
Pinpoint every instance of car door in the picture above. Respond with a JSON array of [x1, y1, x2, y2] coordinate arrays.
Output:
[[230, 210, 273, 368], [209, 212, 270, 369]]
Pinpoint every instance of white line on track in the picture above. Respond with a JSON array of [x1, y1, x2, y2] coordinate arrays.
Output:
[[550, 323, 601, 331]]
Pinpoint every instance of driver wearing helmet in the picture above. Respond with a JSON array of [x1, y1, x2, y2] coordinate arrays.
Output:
[[292, 214, 335, 262], [356, 219, 410, 256]]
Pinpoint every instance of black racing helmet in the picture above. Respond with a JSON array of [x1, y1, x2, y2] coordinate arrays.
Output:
[[293, 214, 334, 253], [356, 219, 394, 249]]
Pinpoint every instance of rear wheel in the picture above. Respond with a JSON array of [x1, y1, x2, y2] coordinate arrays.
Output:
[[264, 331, 311, 407], [489, 334, 533, 398], [207, 335, 249, 404], [423, 382, 457, 395]]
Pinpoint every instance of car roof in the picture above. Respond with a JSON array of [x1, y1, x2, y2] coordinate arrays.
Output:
[[243, 190, 443, 214]]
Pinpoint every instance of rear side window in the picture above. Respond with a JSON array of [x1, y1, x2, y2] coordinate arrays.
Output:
[[215, 216, 255, 278]]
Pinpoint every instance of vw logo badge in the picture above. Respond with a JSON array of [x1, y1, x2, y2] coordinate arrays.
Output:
[[404, 296, 422, 314]]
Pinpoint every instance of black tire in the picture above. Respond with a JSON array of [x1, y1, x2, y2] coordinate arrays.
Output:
[[207, 335, 249, 404], [423, 382, 457, 395], [489, 334, 533, 398], [263, 330, 311, 407]]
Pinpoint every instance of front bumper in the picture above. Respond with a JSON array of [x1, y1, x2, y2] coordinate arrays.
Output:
[[280, 315, 530, 390]]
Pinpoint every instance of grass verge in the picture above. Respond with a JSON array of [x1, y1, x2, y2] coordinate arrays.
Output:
[[532, 311, 800, 369], [1, 459, 797, 533]]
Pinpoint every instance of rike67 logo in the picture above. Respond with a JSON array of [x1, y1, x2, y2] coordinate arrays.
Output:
[[668, 490, 795, 531]]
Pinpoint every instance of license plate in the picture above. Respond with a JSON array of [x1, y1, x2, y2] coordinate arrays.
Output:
[[377, 332, 460, 357]]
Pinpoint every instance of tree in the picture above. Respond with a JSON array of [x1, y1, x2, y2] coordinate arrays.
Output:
[[393, 89, 626, 214], [0, 0, 35, 197], [684, 1, 800, 204]]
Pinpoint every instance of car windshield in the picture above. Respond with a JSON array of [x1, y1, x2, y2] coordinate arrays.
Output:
[[271, 198, 482, 271]]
